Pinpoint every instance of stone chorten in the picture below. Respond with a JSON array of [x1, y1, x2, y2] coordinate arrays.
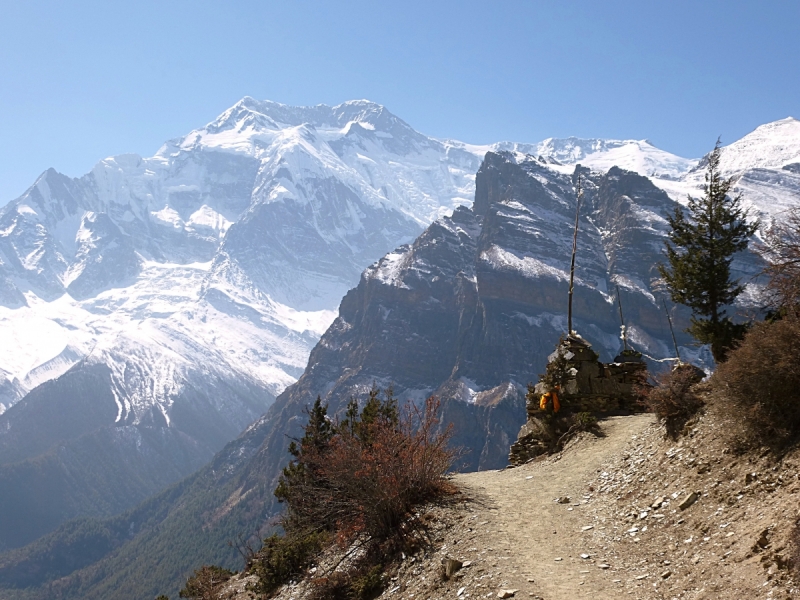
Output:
[[508, 334, 647, 465]]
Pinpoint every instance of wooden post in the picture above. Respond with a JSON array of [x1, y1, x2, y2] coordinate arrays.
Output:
[[616, 284, 628, 351], [567, 175, 583, 336], [663, 298, 681, 363]]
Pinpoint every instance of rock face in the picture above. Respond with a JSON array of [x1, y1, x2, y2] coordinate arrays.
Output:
[[237, 150, 730, 484], [217, 146, 767, 497]]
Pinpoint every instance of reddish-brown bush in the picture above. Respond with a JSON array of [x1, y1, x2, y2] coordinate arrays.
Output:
[[255, 392, 455, 597], [713, 316, 800, 448], [759, 208, 800, 315], [280, 394, 455, 541], [638, 364, 704, 438]]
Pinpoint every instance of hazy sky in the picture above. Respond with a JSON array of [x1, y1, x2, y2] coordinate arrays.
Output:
[[1, 0, 798, 204]]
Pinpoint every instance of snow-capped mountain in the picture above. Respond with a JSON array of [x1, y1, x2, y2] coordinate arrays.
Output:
[[0, 99, 471, 413], [653, 117, 800, 222], [0, 98, 491, 548], [0, 98, 700, 416], [11, 123, 800, 599], [717, 117, 800, 174], [0, 99, 796, 554], [494, 137, 697, 179]]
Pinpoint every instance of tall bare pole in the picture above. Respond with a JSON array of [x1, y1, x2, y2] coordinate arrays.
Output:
[[663, 298, 681, 363], [567, 175, 583, 336], [616, 284, 628, 351]]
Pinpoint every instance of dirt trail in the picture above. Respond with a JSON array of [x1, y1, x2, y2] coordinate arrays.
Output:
[[232, 402, 799, 599], [452, 414, 654, 599]]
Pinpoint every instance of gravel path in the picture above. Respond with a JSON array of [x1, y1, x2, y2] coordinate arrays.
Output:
[[227, 407, 799, 599], [452, 414, 654, 599]]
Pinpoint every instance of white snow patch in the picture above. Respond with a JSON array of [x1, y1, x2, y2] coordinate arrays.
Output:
[[372, 250, 410, 287], [150, 206, 184, 229], [717, 117, 800, 175], [481, 245, 570, 282], [186, 205, 232, 234]]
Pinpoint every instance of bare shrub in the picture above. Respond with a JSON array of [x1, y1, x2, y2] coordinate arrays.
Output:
[[638, 364, 704, 438], [759, 208, 800, 315], [713, 316, 800, 448], [554, 411, 602, 450], [254, 391, 455, 597], [278, 394, 455, 542], [307, 571, 351, 600], [178, 565, 234, 600], [307, 563, 383, 600]]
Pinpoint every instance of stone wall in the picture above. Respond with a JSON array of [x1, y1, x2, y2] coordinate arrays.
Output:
[[509, 335, 647, 465]]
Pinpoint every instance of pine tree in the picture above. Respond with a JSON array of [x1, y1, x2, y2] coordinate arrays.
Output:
[[658, 139, 758, 362], [338, 385, 399, 444], [274, 396, 332, 509]]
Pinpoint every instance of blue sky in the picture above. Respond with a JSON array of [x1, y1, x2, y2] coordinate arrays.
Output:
[[1, 0, 798, 204]]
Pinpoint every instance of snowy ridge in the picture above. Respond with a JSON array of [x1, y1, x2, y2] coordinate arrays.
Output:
[[169, 98, 476, 225], [0, 100, 798, 422], [651, 117, 800, 224], [717, 117, 800, 174], [495, 137, 697, 179]]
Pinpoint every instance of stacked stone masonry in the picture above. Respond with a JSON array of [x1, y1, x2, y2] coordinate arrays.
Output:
[[509, 335, 647, 465]]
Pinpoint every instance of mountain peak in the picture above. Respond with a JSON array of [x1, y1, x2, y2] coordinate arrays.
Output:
[[717, 116, 800, 174], [522, 136, 695, 179], [209, 97, 393, 133], [335, 98, 385, 109]]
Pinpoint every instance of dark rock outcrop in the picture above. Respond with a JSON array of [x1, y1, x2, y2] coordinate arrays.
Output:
[[220, 152, 711, 497]]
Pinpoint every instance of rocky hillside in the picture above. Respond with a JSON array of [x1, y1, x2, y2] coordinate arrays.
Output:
[[224, 387, 800, 600]]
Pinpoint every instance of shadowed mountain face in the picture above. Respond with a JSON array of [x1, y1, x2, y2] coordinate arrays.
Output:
[[253, 152, 726, 474], [0, 359, 270, 551]]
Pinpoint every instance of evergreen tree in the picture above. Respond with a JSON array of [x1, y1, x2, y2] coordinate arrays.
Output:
[[274, 396, 332, 510], [274, 389, 401, 528], [658, 139, 758, 361], [338, 385, 399, 444]]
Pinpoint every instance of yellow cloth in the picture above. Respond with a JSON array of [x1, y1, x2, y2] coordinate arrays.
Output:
[[539, 388, 561, 412]]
